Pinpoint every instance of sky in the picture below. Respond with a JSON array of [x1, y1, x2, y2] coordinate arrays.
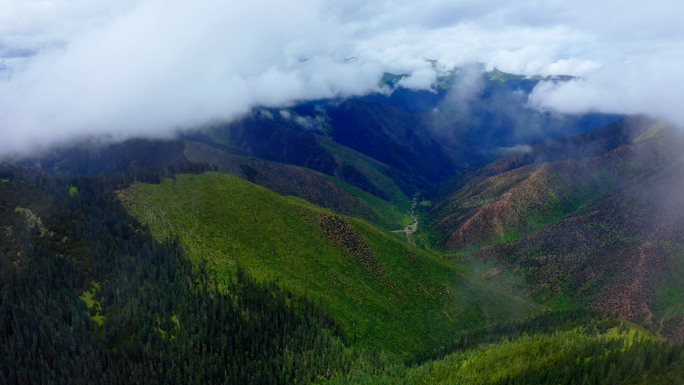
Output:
[[0, 0, 683, 156]]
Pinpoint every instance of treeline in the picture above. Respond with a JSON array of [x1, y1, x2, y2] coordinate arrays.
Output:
[[324, 311, 684, 385], [417, 309, 684, 384], [495, 332, 684, 385], [410, 308, 618, 364], [71, 161, 217, 190], [0, 164, 359, 384]]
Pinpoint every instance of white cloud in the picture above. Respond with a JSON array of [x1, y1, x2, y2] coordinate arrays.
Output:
[[0, 0, 683, 156], [397, 67, 437, 90], [529, 58, 684, 126], [279, 110, 292, 120]]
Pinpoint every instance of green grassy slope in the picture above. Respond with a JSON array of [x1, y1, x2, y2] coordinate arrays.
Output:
[[120, 172, 538, 356]]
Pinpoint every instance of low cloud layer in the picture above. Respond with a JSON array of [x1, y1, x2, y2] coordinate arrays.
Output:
[[1, 0, 683, 156], [529, 59, 684, 125]]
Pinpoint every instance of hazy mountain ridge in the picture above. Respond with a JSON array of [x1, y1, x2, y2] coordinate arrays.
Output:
[[424, 117, 670, 250], [182, 140, 409, 229]]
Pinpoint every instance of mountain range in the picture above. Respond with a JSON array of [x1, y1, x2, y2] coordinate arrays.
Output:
[[2, 68, 683, 384]]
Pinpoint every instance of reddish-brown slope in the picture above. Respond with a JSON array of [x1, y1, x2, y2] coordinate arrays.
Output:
[[428, 133, 674, 251], [423, 118, 684, 339]]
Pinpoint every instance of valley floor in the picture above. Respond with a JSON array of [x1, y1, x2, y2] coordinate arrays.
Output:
[[391, 197, 419, 244]]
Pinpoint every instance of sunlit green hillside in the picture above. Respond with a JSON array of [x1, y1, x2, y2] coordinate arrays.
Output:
[[121, 172, 538, 356], [321, 312, 683, 385]]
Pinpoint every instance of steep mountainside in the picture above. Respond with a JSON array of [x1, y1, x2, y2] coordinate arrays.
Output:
[[424, 117, 669, 250], [119, 172, 538, 356], [182, 140, 411, 229], [200, 108, 433, 195], [195, 70, 620, 193], [325, 100, 468, 183], [420, 117, 684, 340]]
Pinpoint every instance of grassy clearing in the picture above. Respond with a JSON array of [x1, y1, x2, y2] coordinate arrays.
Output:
[[121, 172, 537, 356], [604, 321, 659, 344], [399, 214, 414, 228], [79, 282, 104, 326], [156, 314, 180, 339], [419, 200, 432, 207]]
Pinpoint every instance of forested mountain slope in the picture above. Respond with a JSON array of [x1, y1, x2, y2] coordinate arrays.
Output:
[[323, 310, 684, 385], [0, 165, 360, 384]]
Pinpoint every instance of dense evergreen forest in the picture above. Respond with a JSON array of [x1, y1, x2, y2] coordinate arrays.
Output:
[[2, 164, 684, 384], [0, 164, 360, 384], [337, 310, 684, 385]]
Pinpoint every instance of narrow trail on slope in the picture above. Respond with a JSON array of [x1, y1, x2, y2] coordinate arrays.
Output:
[[391, 197, 418, 245]]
